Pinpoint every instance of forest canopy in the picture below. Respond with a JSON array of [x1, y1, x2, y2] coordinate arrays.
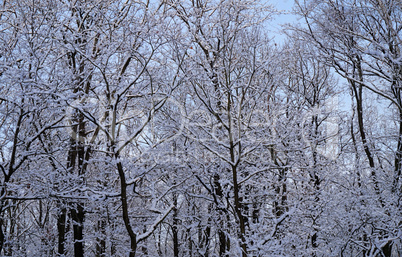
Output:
[[0, 0, 401, 256]]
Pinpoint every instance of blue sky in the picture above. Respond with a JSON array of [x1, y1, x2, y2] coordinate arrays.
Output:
[[270, 0, 299, 43]]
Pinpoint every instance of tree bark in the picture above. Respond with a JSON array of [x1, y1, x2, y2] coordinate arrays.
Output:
[[57, 206, 67, 256], [117, 161, 137, 257]]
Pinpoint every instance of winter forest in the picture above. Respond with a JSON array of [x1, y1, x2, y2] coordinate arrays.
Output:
[[2, 0, 402, 256]]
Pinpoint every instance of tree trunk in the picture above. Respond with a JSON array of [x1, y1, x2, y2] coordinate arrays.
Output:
[[117, 161, 137, 257], [57, 206, 67, 256], [95, 219, 106, 257], [172, 196, 179, 257], [393, 111, 402, 193], [71, 203, 85, 257]]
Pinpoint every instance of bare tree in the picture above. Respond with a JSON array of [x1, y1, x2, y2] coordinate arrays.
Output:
[[295, 0, 402, 255]]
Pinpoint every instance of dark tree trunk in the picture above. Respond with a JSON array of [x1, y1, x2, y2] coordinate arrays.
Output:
[[393, 110, 402, 193], [173, 195, 179, 257], [71, 203, 85, 257], [95, 219, 106, 257], [117, 161, 137, 257], [218, 229, 230, 257], [57, 206, 67, 256]]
